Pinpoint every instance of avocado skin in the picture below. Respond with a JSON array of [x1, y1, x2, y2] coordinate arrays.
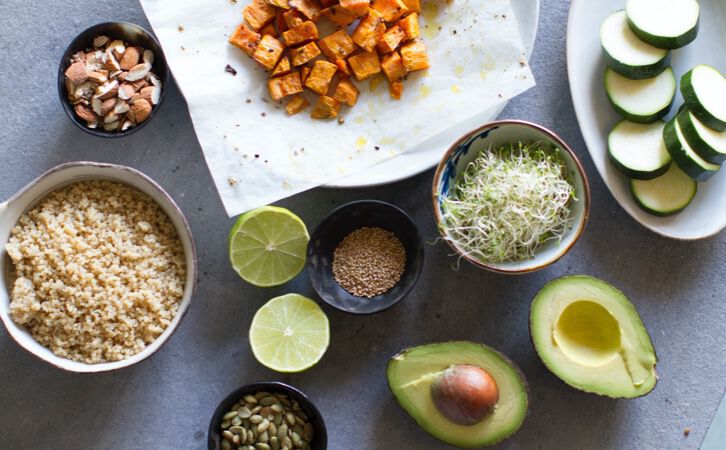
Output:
[[529, 275, 658, 399], [386, 341, 529, 448]]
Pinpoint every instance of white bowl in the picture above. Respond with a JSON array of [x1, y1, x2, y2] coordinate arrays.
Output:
[[0, 162, 197, 372], [432, 120, 591, 274]]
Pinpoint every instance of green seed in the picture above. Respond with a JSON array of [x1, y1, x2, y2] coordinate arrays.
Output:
[[255, 444, 271, 450], [303, 423, 313, 442], [223, 430, 235, 442], [232, 434, 241, 445], [270, 436, 280, 450], [221, 440, 232, 450], [292, 425, 303, 437], [291, 432, 302, 447], [277, 424, 288, 440], [270, 403, 283, 413], [229, 426, 245, 435], [238, 407, 252, 418], [244, 395, 258, 404], [221, 420, 231, 429], [251, 405, 262, 414], [258, 418, 270, 433], [259, 431, 269, 443], [268, 422, 277, 437], [224, 411, 239, 421], [250, 415, 264, 424], [273, 414, 283, 427], [231, 416, 243, 426], [285, 413, 295, 426], [281, 436, 292, 449], [255, 391, 270, 400]]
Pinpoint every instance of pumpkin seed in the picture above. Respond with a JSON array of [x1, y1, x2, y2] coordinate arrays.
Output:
[[258, 418, 270, 433], [260, 406, 274, 418], [255, 444, 271, 450], [273, 414, 283, 427], [224, 411, 239, 421], [250, 415, 264, 424], [303, 423, 313, 442], [255, 391, 270, 400], [285, 413, 296, 426], [231, 416, 243, 426], [277, 424, 288, 440], [244, 395, 258, 404], [229, 426, 245, 435], [292, 425, 303, 437], [268, 422, 277, 437], [232, 434, 241, 445], [270, 436, 280, 450], [259, 431, 269, 443], [270, 403, 283, 413], [221, 420, 231, 429], [252, 405, 262, 414], [223, 430, 235, 442], [247, 430, 256, 444], [238, 406, 252, 418], [291, 432, 303, 447], [281, 436, 292, 448], [221, 440, 232, 450]]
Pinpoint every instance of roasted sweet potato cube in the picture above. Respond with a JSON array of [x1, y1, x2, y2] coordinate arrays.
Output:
[[266, 0, 291, 9], [282, 21, 319, 46], [352, 9, 385, 52], [333, 78, 359, 106], [370, 0, 409, 22], [301, 65, 312, 83], [283, 9, 306, 28], [322, 5, 358, 27], [286, 95, 310, 114], [380, 51, 407, 82], [271, 56, 292, 77], [348, 50, 381, 81], [289, 0, 322, 21], [400, 39, 429, 72], [339, 0, 370, 16], [397, 13, 420, 39], [268, 72, 304, 100], [389, 80, 403, 99], [401, 0, 420, 12], [244, 0, 277, 31], [305, 60, 338, 94], [229, 23, 261, 57], [311, 95, 341, 119], [335, 59, 351, 76], [261, 23, 277, 37], [319, 30, 357, 61], [377, 25, 405, 54], [289, 41, 321, 66], [253, 35, 285, 70]]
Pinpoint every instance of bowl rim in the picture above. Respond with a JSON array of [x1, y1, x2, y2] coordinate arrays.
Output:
[[57, 21, 170, 138], [306, 199, 424, 315], [431, 119, 591, 274], [0, 161, 197, 373], [207, 381, 328, 450]]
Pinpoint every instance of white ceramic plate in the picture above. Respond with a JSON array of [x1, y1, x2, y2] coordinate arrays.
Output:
[[327, 0, 541, 188], [567, 0, 726, 240]]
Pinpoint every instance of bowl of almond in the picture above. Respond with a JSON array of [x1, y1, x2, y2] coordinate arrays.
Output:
[[58, 22, 169, 137]]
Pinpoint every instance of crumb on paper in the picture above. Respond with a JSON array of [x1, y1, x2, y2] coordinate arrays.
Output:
[[245, 98, 252, 104], [225, 64, 238, 75], [178, 25, 184, 32], [338, 116, 345, 125], [683, 428, 690, 437], [228, 177, 239, 186]]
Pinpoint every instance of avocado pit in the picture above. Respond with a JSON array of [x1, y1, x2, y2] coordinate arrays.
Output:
[[431, 364, 499, 426]]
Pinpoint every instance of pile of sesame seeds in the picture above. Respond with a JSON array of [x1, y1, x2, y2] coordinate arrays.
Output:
[[332, 227, 406, 298]]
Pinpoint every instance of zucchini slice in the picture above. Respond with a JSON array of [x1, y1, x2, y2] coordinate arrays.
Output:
[[608, 120, 671, 179], [631, 163, 697, 216], [625, 0, 699, 49], [663, 117, 720, 181], [600, 10, 670, 80], [676, 108, 726, 164], [681, 65, 726, 132], [605, 67, 675, 123]]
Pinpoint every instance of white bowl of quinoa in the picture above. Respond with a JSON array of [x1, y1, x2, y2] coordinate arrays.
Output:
[[0, 162, 196, 372]]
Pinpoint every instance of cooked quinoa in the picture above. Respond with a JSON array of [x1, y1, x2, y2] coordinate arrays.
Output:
[[5, 180, 186, 364]]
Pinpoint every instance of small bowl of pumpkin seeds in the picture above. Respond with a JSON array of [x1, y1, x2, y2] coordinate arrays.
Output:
[[208, 382, 327, 450]]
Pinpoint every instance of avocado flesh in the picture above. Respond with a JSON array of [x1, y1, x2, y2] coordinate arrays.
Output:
[[387, 341, 528, 448], [530, 275, 657, 398]]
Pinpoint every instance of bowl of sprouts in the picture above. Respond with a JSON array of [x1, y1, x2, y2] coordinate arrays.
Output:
[[432, 120, 591, 274]]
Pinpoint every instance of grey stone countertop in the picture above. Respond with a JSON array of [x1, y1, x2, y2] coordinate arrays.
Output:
[[0, 0, 724, 449]]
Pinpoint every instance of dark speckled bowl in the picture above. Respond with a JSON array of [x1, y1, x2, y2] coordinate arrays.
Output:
[[208, 382, 327, 450], [57, 22, 170, 138], [306, 200, 424, 315]]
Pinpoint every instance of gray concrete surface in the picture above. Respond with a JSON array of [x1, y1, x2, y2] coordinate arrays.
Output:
[[0, 0, 724, 449]]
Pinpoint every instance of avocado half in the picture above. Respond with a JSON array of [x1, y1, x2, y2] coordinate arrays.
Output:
[[386, 341, 529, 448], [530, 275, 658, 398]]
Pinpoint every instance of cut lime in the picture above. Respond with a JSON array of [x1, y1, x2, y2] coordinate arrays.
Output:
[[249, 294, 330, 372], [229, 206, 309, 287]]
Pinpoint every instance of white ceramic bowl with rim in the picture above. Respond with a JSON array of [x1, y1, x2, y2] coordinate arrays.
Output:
[[0, 162, 197, 372], [432, 120, 591, 274]]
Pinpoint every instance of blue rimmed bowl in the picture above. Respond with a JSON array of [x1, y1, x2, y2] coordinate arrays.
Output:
[[432, 120, 591, 274]]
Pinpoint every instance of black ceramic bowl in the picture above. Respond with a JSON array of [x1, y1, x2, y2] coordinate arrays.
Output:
[[307, 200, 424, 314], [57, 22, 170, 138], [208, 382, 327, 450]]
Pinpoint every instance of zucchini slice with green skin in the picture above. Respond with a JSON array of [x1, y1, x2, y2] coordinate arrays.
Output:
[[663, 117, 720, 181], [631, 163, 697, 216], [605, 67, 675, 123], [600, 11, 670, 80], [625, 0, 699, 49], [680, 65, 726, 132], [676, 108, 726, 164], [608, 120, 671, 179]]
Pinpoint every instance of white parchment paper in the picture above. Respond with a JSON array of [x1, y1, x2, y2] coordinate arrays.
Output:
[[140, 0, 535, 216]]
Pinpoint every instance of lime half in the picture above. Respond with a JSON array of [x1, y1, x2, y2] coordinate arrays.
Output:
[[249, 294, 330, 372], [229, 206, 309, 287]]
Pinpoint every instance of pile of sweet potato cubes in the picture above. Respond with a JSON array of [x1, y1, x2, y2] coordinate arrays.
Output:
[[229, 0, 429, 119]]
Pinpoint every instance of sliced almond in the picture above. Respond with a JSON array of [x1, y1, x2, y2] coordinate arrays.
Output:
[[93, 35, 109, 48], [147, 73, 162, 87], [87, 71, 108, 84], [102, 50, 121, 71], [74, 104, 97, 123], [125, 63, 151, 82], [114, 99, 130, 114], [130, 99, 152, 123], [128, 93, 142, 105], [95, 80, 119, 100], [118, 84, 135, 100], [130, 79, 148, 92], [142, 49, 154, 64], [104, 110, 119, 124], [139, 86, 161, 105], [119, 47, 140, 71], [91, 97, 103, 116], [65, 61, 88, 85], [103, 121, 120, 131], [87, 121, 99, 129], [120, 119, 134, 131], [101, 98, 116, 115], [109, 69, 122, 79], [108, 40, 125, 54], [72, 51, 86, 63], [117, 71, 128, 82], [74, 81, 96, 100]]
